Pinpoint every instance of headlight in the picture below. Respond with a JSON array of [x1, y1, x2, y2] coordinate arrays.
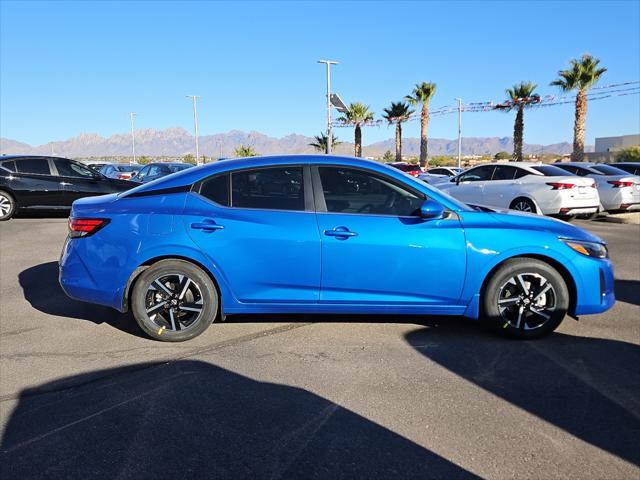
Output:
[[561, 239, 608, 259]]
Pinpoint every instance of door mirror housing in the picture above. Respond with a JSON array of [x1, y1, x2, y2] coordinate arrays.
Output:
[[419, 199, 445, 220]]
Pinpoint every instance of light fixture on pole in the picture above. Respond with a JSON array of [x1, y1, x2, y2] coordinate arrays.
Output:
[[454, 98, 462, 168], [186, 95, 201, 165], [129, 112, 137, 165], [317, 60, 338, 154]]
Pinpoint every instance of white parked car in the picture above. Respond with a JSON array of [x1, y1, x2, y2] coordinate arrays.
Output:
[[437, 162, 600, 217], [554, 162, 640, 212]]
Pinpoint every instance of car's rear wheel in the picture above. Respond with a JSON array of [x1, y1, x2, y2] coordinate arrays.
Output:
[[131, 259, 218, 342], [482, 258, 569, 339], [0, 190, 16, 221], [509, 197, 537, 214]]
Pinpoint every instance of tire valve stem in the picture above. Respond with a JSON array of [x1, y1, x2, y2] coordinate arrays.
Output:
[[158, 326, 166, 335]]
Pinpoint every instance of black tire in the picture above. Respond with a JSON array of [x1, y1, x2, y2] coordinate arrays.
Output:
[[509, 197, 537, 214], [0, 190, 16, 221], [482, 258, 569, 339], [131, 259, 218, 342]]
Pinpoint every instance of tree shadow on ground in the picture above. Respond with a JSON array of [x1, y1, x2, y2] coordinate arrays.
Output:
[[0, 360, 480, 480], [405, 326, 640, 467]]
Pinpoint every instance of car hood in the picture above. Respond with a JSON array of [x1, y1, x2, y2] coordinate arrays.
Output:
[[487, 209, 604, 244]]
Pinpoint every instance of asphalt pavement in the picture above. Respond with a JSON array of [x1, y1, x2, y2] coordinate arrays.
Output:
[[0, 217, 639, 479]]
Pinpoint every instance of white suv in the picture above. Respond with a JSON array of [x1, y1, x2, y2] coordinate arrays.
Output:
[[437, 162, 600, 217]]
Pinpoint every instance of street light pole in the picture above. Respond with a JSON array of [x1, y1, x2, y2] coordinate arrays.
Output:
[[317, 60, 338, 155], [186, 95, 201, 165], [129, 112, 136, 165], [454, 98, 462, 168]]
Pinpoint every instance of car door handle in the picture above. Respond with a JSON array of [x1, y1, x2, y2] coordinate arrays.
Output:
[[59, 182, 72, 186], [324, 227, 358, 238], [191, 221, 224, 232]]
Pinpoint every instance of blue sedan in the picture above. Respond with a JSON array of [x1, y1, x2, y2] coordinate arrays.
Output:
[[59, 155, 615, 341]]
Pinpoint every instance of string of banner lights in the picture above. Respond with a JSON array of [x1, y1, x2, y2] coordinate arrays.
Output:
[[332, 80, 640, 128]]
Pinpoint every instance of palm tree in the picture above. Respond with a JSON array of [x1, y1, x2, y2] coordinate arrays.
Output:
[[234, 145, 258, 157], [382, 101, 415, 162], [309, 132, 341, 153], [550, 54, 607, 162], [405, 82, 437, 168], [338, 102, 374, 157], [502, 82, 539, 161]]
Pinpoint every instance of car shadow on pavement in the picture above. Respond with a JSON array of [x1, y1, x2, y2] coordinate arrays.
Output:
[[405, 327, 640, 467], [0, 360, 480, 480], [615, 279, 640, 306], [18, 261, 144, 338]]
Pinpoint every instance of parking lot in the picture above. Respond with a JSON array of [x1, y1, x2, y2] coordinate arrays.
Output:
[[0, 217, 639, 479]]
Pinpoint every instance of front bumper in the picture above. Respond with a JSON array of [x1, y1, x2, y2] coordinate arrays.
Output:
[[573, 256, 615, 316]]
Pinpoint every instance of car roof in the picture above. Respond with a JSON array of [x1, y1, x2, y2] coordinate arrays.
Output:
[[555, 162, 596, 167], [611, 162, 640, 166], [0, 155, 72, 161]]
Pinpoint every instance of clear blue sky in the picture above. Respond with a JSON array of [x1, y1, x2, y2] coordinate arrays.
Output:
[[1, 0, 639, 147]]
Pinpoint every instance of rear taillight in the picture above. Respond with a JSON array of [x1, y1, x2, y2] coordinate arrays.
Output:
[[117, 173, 128, 179], [68, 218, 110, 238], [607, 180, 634, 188], [546, 182, 576, 190]]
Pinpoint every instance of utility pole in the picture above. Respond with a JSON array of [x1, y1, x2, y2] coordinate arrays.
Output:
[[186, 95, 201, 165], [129, 112, 136, 164], [454, 98, 462, 168], [317, 60, 338, 154]]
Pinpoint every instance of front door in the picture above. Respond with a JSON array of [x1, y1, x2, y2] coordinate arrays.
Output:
[[313, 166, 467, 305], [52, 158, 109, 204], [184, 165, 321, 304], [446, 165, 495, 204]]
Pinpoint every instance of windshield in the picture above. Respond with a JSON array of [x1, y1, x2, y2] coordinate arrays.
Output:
[[590, 164, 630, 176], [531, 165, 575, 176]]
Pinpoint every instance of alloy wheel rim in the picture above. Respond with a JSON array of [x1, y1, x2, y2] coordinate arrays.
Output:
[[513, 201, 532, 212], [144, 273, 204, 332], [0, 194, 11, 216], [497, 272, 556, 330]]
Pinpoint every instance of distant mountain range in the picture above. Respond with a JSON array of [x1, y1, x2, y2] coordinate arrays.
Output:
[[0, 128, 593, 158]]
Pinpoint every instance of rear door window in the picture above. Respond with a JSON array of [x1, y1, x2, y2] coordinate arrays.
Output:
[[15, 158, 52, 175], [231, 167, 304, 211], [491, 165, 518, 180]]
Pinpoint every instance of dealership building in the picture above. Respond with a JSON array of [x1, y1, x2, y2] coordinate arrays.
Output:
[[585, 134, 640, 162]]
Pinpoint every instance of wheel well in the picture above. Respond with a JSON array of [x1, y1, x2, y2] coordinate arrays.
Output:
[[0, 188, 16, 204], [123, 255, 223, 317], [479, 254, 577, 316], [509, 196, 538, 213]]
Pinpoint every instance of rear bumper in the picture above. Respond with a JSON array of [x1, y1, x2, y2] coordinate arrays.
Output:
[[557, 206, 599, 216]]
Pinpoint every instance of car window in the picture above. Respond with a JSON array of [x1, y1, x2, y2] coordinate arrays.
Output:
[[491, 165, 518, 180], [15, 158, 52, 175], [556, 165, 586, 176], [147, 165, 165, 176], [1, 160, 16, 172], [318, 167, 424, 216], [231, 167, 304, 211], [458, 165, 494, 182], [54, 159, 96, 178], [168, 165, 191, 173], [430, 168, 446, 175], [531, 165, 572, 176], [137, 166, 150, 178], [591, 164, 629, 175], [199, 174, 230, 207]]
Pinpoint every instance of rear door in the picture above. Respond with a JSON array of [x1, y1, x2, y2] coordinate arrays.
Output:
[[184, 165, 321, 304], [10, 158, 62, 208], [52, 158, 110, 204], [482, 165, 527, 208]]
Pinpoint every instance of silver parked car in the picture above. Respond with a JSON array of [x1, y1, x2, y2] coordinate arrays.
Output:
[[554, 162, 640, 212], [437, 162, 600, 217]]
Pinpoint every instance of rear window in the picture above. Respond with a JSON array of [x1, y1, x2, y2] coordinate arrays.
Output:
[[16, 158, 51, 175], [530, 165, 575, 176], [591, 164, 629, 175], [114, 165, 138, 172]]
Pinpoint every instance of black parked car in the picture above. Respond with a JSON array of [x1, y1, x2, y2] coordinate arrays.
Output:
[[131, 162, 193, 183], [0, 156, 136, 220]]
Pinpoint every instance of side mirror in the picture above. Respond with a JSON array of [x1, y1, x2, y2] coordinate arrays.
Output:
[[419, 199, 445, 220]]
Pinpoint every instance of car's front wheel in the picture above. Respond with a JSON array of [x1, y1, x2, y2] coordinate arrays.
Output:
[[482, 258, 569, 339], [131, 259, 219, 342]]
